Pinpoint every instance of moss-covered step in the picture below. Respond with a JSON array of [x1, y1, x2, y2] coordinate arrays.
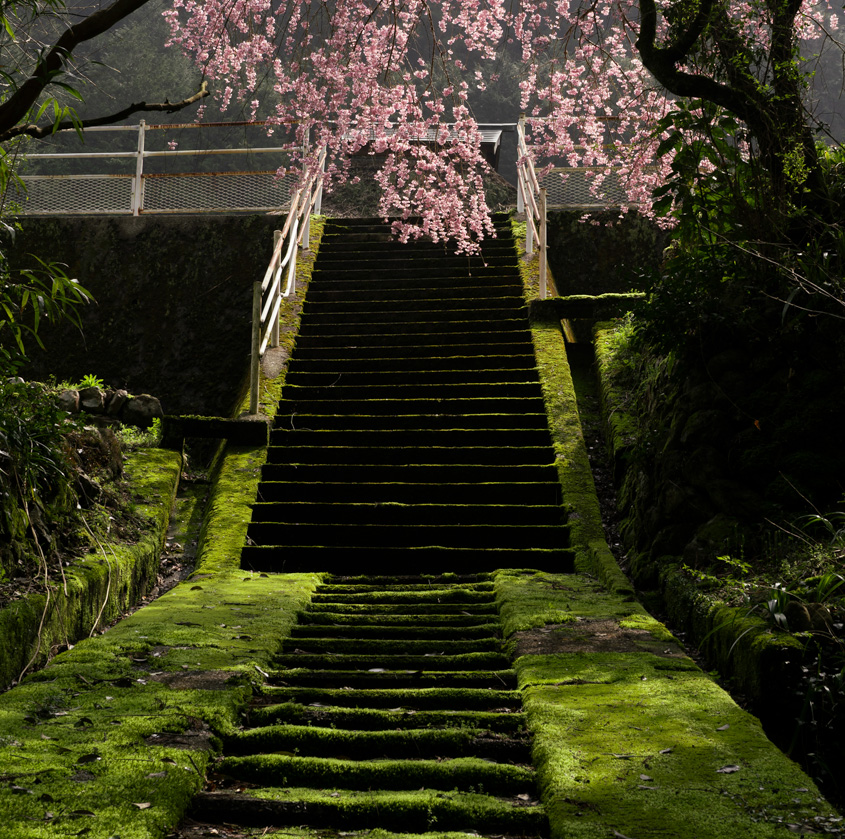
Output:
[[218, 753, 537, 795], [264, 445, 555, 466], [288, 623, 502, 640], [190, 787, 547, 834], [259, 686, 524, 711], [308, 587, 498, 603], [304, 600, 498, 615], [291, 342, 537, 362], [274, 651, 511, 671], [295, 611, 497, 627], [292, 331, 536, 350], [279, 637, 501, 654], [317, 578, 495, 592], [287, 352, 539, 372], [248, 702, 527, 732], [271, 427, 551, 445], [265, 668, 518, 689]]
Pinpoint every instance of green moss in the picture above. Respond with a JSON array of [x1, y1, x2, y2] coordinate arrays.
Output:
[[521, 659, 837, 838]]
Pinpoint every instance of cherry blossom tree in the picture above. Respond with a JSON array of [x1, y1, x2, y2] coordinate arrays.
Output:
[[164, 0, 842, 252]]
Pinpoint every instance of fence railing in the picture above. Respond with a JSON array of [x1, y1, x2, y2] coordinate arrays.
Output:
[[14, 120, 301, 215], [515, 114, 550, 298], [249, 145, 326, 415]]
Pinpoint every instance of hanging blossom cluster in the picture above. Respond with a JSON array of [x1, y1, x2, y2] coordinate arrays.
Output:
[[164, 0, 841, 248]]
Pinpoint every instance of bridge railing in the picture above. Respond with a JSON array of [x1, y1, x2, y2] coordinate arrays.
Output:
[[249, 143, 326, 415], [13, 120, 300, 215]]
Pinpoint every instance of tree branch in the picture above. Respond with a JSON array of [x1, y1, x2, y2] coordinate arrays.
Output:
[[4, 81, 210, 141], [635, 0, 761, 127], [0, 0, 153, 139]]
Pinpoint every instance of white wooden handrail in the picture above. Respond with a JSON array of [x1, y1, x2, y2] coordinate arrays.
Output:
[[516, 114, 551, 298], [249, 142, 327, 414]]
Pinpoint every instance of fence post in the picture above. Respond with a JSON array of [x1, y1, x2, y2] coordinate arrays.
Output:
[[271, 230, 282, 347], [249, 281, 262, 415], [131, 120, 146, 216], [539, 187, 548, 299]]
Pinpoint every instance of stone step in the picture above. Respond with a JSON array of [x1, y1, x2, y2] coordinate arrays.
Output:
[[263, 444, 554, 466], [249, 502, 564, 527]]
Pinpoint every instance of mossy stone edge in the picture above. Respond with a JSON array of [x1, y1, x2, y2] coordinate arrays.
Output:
[[592, 321, 806, 713], [0, 448, 181, 692]]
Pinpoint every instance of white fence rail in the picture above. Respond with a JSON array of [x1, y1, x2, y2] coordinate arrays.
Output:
[[249, 144, 326, 415], [14, 121, 300, 216]]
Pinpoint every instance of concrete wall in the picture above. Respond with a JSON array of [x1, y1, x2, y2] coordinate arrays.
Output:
[[8, 215, 284, 417]]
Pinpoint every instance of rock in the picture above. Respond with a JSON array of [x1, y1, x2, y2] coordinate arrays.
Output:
[[784, 601, 812, 632], [57, 389, 80, 413], [807, 603, 834, 632], [121, 394, 163, 428], [106, 389, 129, 417], [78, 386, 105, 413]]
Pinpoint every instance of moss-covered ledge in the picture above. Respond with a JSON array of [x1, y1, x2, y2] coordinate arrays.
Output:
[[0, 447, 181, 692], [494, 569, 841, 839], [592, 321, 806, 718], [512, 219, 632, 594]]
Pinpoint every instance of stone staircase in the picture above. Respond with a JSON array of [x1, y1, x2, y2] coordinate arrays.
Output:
[[241, 216, 573, 574], [191, 573, 548, 836]]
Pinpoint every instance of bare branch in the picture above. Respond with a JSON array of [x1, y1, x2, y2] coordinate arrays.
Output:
[[4, 81, 210, 141]]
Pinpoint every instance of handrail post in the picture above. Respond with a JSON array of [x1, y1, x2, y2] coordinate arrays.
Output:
[[313, 146, 326, 217], [526, 210, 534, 254], [131, 120, 146, 216], [516, 114, 525, 214], [271, 230, 282, 347], [249, 281, 262, 415], [302, 126, 311, 245], [539, 187, 548, 299]]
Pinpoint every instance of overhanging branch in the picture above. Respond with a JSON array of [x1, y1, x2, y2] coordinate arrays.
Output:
[[0, 0, 154, 140], [5, 81, 210, 141]]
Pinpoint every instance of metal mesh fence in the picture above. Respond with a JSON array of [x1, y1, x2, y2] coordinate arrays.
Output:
[[18, 175, 134, 215], [142, 170, 298, 213], [541, 167, 631, 209]]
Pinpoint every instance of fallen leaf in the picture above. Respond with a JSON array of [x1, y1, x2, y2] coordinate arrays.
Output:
[[659, 748, 673, 755], [145, 772, 167, 779], [132, 802, 152, 810], [639, 774, 653, 781], [716, 723, 730, 731], [717, 765, 741, 774]]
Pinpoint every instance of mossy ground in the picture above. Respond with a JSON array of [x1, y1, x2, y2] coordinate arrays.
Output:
[[496, 568, 842, 838]]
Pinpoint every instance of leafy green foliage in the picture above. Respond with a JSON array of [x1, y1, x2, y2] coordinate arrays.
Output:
[[0, 380, 77, 575], [0, 238, 92, 376]]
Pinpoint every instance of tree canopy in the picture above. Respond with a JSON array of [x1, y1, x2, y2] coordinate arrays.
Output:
[[162, 0, 843, 251]]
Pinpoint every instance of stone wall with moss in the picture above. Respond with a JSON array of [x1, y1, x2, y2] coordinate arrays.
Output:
[[6, 215, 287, 417]]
